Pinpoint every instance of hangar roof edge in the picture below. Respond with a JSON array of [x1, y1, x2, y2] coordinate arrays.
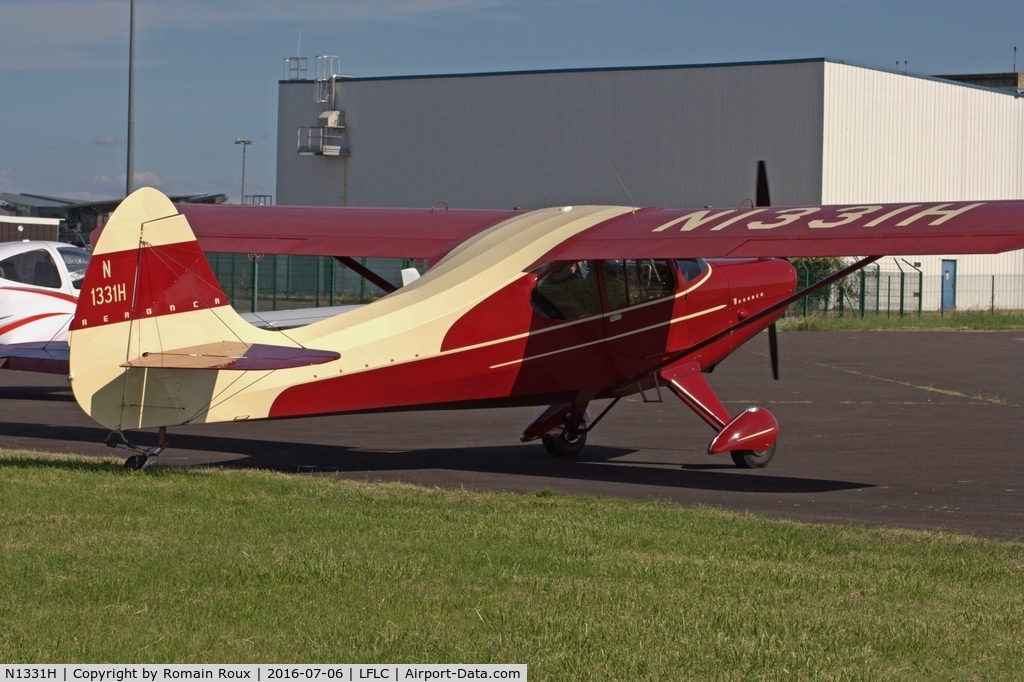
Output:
[[278, 57, 1024, 98], [278, 57, 830, 85]]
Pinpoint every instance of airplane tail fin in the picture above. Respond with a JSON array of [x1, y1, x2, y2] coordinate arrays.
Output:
[[69, 188, 336, 431]]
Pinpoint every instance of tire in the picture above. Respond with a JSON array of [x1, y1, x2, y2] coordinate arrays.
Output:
[[124, 454, 146, 471], [731, 441, 777, 469], [541, 424, 588, 457]]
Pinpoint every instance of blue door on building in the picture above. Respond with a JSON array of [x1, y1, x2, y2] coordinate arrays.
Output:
[[941, 260, 957, 310]]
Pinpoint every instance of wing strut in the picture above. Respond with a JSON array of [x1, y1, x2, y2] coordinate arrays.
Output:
[[335, 256, 398, 294], [626, 255, 882, 389]]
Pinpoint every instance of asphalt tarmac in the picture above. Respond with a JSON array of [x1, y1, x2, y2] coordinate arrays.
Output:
[[2, 331, 1022, 541]]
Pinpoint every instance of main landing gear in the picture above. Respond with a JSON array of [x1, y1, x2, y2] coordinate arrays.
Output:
[[521, 402, 599, 458], [521, 367, 781, 469], [105, 427, 169, 470], [542, 422, 588, 457]]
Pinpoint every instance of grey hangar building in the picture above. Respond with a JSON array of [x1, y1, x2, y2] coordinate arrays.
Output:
[[266, 57, 1024, 312]]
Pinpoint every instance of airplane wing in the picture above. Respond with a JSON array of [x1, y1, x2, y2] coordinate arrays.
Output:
[[0, 341, 69, 375], [173, 200, 1024, 262], [175, 203, 520, 261], [0, 310, 355, 377], [541, 201, 1024, 261]]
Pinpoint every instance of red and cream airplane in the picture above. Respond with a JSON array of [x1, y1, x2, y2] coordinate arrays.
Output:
[[66, 187, 1024, 469]]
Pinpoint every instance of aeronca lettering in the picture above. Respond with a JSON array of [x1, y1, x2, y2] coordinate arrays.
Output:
[[651, 203, 985, 233]]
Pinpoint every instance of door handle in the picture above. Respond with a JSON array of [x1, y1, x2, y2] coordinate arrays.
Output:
[[609, 313, 622, 322]]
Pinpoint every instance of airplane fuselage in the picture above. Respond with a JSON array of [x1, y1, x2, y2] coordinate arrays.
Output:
[[69, 201, 795, 431]]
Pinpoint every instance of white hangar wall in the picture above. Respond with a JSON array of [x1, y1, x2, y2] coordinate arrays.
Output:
[[822, 62, 1024, 310], [277, 60, 827, 210]]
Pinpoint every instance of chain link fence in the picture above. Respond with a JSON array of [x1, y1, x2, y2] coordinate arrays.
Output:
[[789, 260, 1024, 317], [208, 253, 1021, 319], [208, 254, 415, 312]]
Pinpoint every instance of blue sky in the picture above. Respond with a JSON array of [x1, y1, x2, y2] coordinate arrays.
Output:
[[2, 0, 1022, 204]]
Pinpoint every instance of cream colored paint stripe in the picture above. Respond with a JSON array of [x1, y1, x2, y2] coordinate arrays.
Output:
[[488, 303, 727, 369], [91, 189, 193, 256], [285, 206, 635, 361]]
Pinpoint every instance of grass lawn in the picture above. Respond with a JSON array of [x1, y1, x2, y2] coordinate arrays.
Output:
[[2, 450, 1022, 679], [778, 310, 1024, 332]]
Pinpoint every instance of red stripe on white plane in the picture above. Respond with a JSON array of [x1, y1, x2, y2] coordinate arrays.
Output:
[[0, 287, 79, 304], [0, 313, 65, 336]]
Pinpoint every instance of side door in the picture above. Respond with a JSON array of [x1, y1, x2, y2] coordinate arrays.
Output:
[[599, 259, 679, 377], [512, 260, 619, 395]]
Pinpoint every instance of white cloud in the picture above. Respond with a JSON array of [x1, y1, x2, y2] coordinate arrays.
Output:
[[92, 170, 163, 190], [133, 170, 163, 189], [96, 135, 124, 146]]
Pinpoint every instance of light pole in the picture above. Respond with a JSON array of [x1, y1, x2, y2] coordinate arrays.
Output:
[[235, 138, 253, 204], [126, 0, 136, 197]]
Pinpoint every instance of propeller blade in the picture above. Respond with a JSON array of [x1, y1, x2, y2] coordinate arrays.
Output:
[[756, 160, 771, 207], [768, 322, 779, 380]]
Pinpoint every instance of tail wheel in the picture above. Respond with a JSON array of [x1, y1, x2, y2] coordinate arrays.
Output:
[[542, 423, 588, 457], [124, 454, 147, 471], [731, 441, 777, 469]]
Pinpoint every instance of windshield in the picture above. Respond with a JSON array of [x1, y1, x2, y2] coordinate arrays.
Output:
[[0, 249, 62, 289], [58, 246, 91, 290]]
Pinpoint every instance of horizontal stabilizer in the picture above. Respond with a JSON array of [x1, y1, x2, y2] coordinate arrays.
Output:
[[240, 304, 361, 330], [120, 342, 339, 371]]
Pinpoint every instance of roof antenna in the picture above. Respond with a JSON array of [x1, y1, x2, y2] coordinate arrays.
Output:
[[607, 160, 637, 215], [1014, 46, 1017, 72], [297, 31, 302, 57]]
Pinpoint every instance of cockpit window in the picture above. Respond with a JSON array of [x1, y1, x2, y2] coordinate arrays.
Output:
[[603, 259, 676, 310], [0, 249, 62, 289], [58, 246, 91, 290], [677, 258, 709, 284], [530, 260, 602, 320]]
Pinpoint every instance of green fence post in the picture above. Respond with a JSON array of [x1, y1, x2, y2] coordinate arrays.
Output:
[[286, 256, 292, 306], [991, 274, 996, 312], [899, 270, 905, 318], [315, 256, 321, 308], [859, 269, 866, 317], [272, 254, 278, 311], [875, 264, 881, 316], [329, 259, 335, 307], [359, 257, 368, 304], [886, 275, 891, 318], [921, 268, 929, 315], [251, 255, 258, 313]]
